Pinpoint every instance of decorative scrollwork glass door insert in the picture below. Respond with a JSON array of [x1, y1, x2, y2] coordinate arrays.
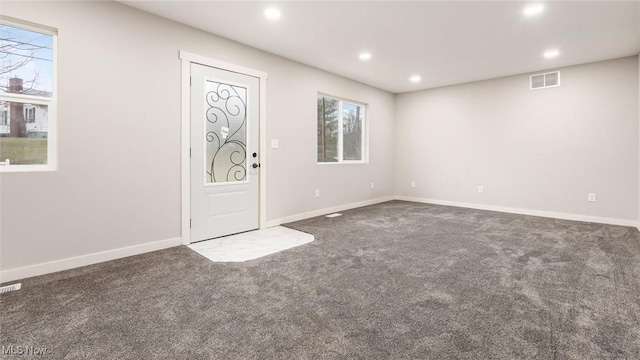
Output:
[[203, 79, 248, 185]]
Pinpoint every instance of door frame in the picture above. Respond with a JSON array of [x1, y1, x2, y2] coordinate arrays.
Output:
[[179, 51, 268, 245]]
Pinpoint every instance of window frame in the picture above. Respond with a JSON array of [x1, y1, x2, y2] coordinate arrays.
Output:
[[0, 108, 7, 126], [25, 106, 35, 122], [317, 93, 368, 165], [0, 17, 58, 172]]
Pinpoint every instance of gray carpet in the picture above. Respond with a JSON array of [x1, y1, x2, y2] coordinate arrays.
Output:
[[1, 201, 639, 359]]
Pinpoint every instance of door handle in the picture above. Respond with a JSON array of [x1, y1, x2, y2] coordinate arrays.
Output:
[[252, 163, 260, 169]]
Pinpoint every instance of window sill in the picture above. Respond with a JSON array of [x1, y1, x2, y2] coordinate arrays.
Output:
[[0, 164, 57, 173]]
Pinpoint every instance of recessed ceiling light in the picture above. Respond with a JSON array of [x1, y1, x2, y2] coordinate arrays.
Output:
[[410, 75, 421, 83], [359, 52, 372, 61], [523, 3, 545, 17], [543, 49, 560, 59], [264, 7, 281, 20]]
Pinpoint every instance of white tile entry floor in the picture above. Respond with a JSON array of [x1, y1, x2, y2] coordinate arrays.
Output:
[[188, 226, 314, 262]]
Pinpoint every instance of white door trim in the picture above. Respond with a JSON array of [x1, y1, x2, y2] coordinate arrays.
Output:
[[179, 51, 268, 245]]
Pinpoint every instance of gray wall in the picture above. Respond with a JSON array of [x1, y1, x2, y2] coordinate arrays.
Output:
[[395, 56, 639, 222], [1, 1, 637, 275], [0, 1, 396, 271]]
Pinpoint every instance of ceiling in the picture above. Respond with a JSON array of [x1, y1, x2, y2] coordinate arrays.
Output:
[[120, 1, 640, 94]]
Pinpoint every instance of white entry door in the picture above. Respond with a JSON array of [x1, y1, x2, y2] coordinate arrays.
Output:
[[190, 63, 260, 242]]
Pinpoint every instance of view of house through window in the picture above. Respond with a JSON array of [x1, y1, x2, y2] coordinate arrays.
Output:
[[317, 94, 365, 163], [0, 21, 55, 169]]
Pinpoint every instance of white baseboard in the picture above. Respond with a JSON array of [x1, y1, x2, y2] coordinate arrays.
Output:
[[266, 196, 396, 227], [3, 196, 637, 283], [0, 237, 182, 283], [395, 195, 639, 228]]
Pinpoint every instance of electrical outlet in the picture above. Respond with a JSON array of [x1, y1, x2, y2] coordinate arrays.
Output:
[[370, 182, 375, 190], [411, 181, 416, 188], [478, 186, 484, 194], [588, 193, 596, 202], [315, 189, 320, 198]]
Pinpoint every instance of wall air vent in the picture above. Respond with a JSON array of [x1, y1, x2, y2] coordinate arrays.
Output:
[[530, 71, 561, 90]]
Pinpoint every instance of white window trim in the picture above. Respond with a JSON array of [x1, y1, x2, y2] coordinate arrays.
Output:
[[317, 93, 368, 165], [0, 17, 58, 172]]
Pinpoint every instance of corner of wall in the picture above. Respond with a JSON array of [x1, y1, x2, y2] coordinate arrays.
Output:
[[392, 92, 399, 196]]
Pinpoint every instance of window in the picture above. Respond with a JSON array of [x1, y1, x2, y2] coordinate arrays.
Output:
[[25, 106, 35, 122], [317, 94, 366, 163], [0, 19, 56, 170]]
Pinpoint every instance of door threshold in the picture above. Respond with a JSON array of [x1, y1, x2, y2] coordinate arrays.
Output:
[[187, 226, 314, 262]]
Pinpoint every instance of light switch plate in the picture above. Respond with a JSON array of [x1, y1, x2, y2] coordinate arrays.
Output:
[[271, 139, 279, 149]]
